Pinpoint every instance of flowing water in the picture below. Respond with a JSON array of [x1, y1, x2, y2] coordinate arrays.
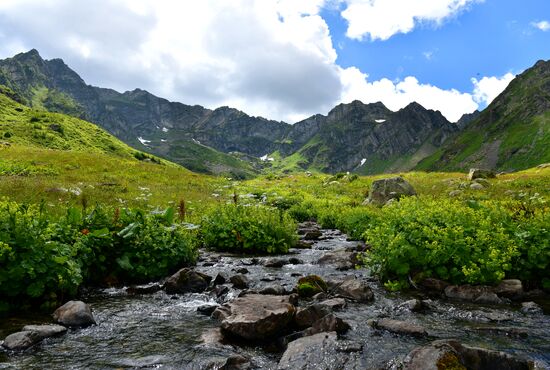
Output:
[[1, 228, 549, 369]]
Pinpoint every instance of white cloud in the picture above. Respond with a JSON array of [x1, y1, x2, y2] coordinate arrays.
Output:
[[340, 67, 478, 122], [340, 0, 481, 41], [0, 0, 508, 124], [471, 73, 515, 106], [532, 20, 550, 31]]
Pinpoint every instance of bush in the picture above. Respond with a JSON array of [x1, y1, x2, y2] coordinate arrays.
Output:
[[288, 199, 318, 222], [0, 200, 198, 312], [361, 197, 519, 288], [201, 204, 297, 254]]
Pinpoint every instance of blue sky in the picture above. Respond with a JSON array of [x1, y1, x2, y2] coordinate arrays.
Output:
[[322, 0, 550, 93], [0, 0, 549, 122]]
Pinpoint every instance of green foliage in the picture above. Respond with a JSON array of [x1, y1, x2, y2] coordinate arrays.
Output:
[[362, 197, 519, 287], [0, 199, 197, 312], [296, 275, 328, 297], [201, 204, 297, 254]]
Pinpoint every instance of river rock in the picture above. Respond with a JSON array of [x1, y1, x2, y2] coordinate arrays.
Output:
[[53, 300, 96, 328], [520, 301, 543, 315], [402, 339, 534, 370], [472, 326, 529, 338], [317, 249, 359, 270], [197, 304, 219, 316], [495, 279, 523, 299], [295, 240, 313, 249], [218, 354, 251, 370], [278, 332, 355, 370], [288, 257, 303, 265], [213, 272, 228, 285], [331, 278, 374, 302], [215, 294, 296, 341], [473, 292, 503, 305], [319, 298, 346, 310], [419, 278, 449, 293], [21, 324, 67, 339], [295, 304, 333, 328], [365, 176, 416, 205], [164, 268, 212, 294], [444, 284, 492, 301], [302, 229, 322, 240], [369, 318, 427, 337], [213, 285, 229, 298], [304, 314, 351, 336], [230, 274, 249, 289], [400, 299, 423, 312], [259, 284, 287, 295], [468, 168, 496, 180], [2, 331, 41, 351], [264, 258, 288, 268]]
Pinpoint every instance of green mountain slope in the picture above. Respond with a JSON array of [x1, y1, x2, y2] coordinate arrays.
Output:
[[416, 59, 550, 172], [0, 87, 220, 206]]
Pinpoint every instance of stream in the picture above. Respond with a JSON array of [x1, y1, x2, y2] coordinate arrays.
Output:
[[1, 227, 549, 369]]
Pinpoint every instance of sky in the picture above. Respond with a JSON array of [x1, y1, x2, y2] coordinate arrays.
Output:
[[0, 0, 549, 123]]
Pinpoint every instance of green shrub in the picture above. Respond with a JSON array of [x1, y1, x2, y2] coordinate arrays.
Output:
[[334, 206, 380, 239], [288, 199, 318, 222], [361, 197, 519, 287], [201, 204, 297, 254]]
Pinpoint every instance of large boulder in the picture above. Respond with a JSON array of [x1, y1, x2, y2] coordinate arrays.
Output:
[[214, 294, 296, 341], [330, 278, 374, 302], [53, 300, 96, 328], [494, 279, 523, 299], [317, 249, 359, 271], [365, 177, 416, 205], [164, 268, 212, 294], [278, 332, 359, 370], [468, 168, 496, 181], [402, 339, 534, 370]]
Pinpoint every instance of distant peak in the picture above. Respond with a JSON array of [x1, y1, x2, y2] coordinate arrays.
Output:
[[16, 48, 43, 60]]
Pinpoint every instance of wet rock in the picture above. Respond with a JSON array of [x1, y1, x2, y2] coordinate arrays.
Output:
[[288, 257, 303, 265], [200, 328, 224, 345], [312, 292, 328, 301], [521, 301, 543, 315], [468, 168, 496, 180], [126, 283, 162, 295], [419, 278, 449, 293], [213, 285, 229, 298], [2, 331, 41, 351], [365, 176, 417, 205], [295, 240, 313, 249], [369, 318, 427, 337], [495, 279, 523, 299], [235, 268, 249, 274], [331, 278, 374, 302], [296, 275, 328, 298], [264, 258, 288, 268], [53, 300, 96, 328], [218, 354, 251, 370], [164, 268, 212, 294], [240, 258, 259, 266], [295, 304, 333, 328], [317, 249, 359, 270], [320, 298, 346, 311], [302, 229, 322, 240], [197, 304, 219, 316], [471, 326, 529, 338], [259, 284, 287, 295], [400, 299, 423, 312], [444, 284, 492, 301], [230, 274, 249, 289], [21, 324, 67, 340], [304, 314, 351, 336], [202, 262, 215, 267], [215, 294, 296, 341], [402, 339, 533, 370], [278, 332, 356, 370], [213, 272, 229, 286], [473, 292, 503, 305]]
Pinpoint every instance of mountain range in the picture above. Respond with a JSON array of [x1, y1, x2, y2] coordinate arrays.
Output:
[[1, 49, 548, 176]]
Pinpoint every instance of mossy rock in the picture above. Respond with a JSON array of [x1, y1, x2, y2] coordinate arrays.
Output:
[[296, 275, 327, 298]]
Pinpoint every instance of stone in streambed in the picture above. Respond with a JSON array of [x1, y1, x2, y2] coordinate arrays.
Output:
[[53, 300, 96, 328], [164, 268, 212, 294], [230, 274, 249, 289], [330, 278, 373, 302], [368, 318, 427, 337]]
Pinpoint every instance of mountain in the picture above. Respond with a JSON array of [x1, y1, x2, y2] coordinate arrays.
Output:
[[3, 49, 547, 175], [417, 60, 550, 172]]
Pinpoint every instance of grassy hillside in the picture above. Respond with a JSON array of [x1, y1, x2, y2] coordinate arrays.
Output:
[[0, 88, 223, 209], [417, 60, 550, 172]]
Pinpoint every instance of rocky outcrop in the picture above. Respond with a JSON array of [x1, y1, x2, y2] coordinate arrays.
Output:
[[213, 294, 296, 341], [365, 177, 417, 205], [53, 301, 96, 328], [164, 268, 212, 294], [401, 339, 535, 370]]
